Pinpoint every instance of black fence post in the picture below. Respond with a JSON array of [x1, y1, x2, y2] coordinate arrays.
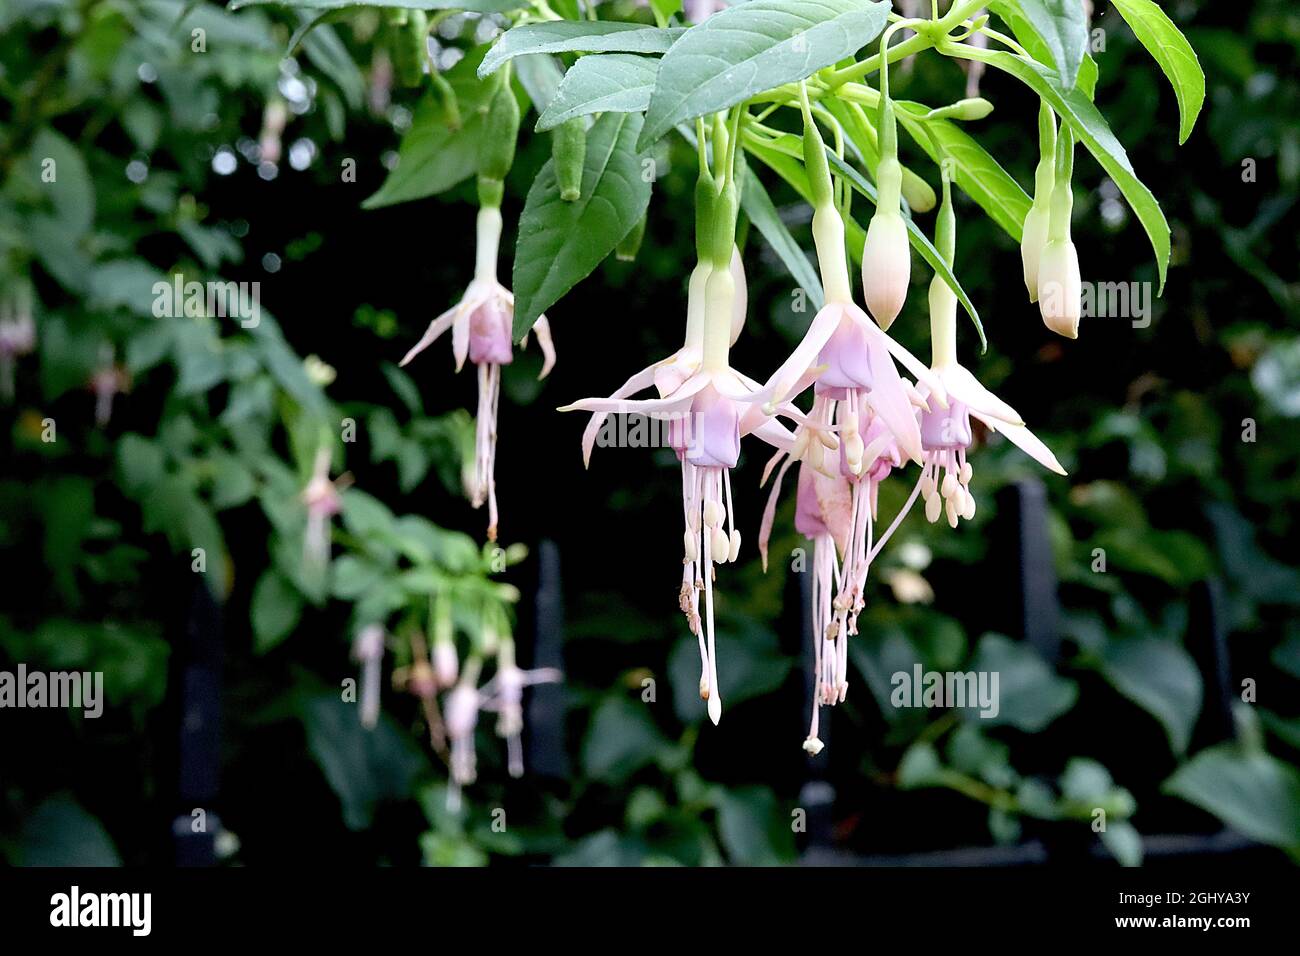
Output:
[[525, 539, 568, 779], [996, 479, 1062, 662], [170, 577, 223, 866]]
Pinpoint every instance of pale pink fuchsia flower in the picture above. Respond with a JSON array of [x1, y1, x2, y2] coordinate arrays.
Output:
[[0, 286, 36, 403], [479, 639, 561, 778], [301, 445, 343, 567], [561, 250, 791, 724], [89, 346, 129, 426], [352, 624, 385, 729], [444, 661, 483, 812], [401, 206, 556, 540], [752, 205, 945, 469], [577, 247, 747, 469], [921, 213, 1066, 528]]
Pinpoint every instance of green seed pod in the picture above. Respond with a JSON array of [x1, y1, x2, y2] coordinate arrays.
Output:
[[615, 212, 647, 262], [477, 79, 520, 183], [393, 11, 428, 88], [552, 117, 586, 202]]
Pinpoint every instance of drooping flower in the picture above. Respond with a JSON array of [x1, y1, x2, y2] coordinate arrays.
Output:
[[1021, 102, 1056, 302], [401, 204, 556, 540], [1037, 127, 1082, 339], [0, 284, 36, 403], [301, 445, 342, 568], [560, 261, 791, 725], [89, 346, 129, 426], [352, 624, 385, 729], [922, 168, 1067, 527], [479, 637, 561, 778]]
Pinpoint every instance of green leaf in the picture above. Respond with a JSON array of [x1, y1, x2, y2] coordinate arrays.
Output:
[[988, 1, 1098, 99], [1096, 636, 1202, 754], [299, 692, 428, 831], [827, 150, 987, 349], [252, 569, 303, 654], [581, 695, 669, 785], [1100, 820, 1144, 867], [964, 633, 1078, 732], [715, 786, 794, 865], [20, 794, 120, 866], [738, 160, 824, 309], [897, 741, 947, 789], [536, 53, 658, 132], [1110, 0, 1205, 144], [232, 0, 524, 11], [639, 0, 891, 148], [28, 129, 94, 237], [480, 22, 684, 78], [949, 45, 1171, 294], [1009, 0, 1088, 90], [512, 110, 652, 337], [1163, 744, 1300, 854], [362, 49, 494, 209]]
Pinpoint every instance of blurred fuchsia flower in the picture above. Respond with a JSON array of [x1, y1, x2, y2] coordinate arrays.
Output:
[[480, 637, 561, 778], [89, 346, 129, 426], [301, 445, 342, 567], [352, 624, 385, 729], [401, 205, 555, 541], [0, 284, 35, 403]]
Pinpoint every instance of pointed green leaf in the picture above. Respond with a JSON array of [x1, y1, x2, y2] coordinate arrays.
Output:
[[1111, 0, 1205, 144], [639, 0, 891, 148], [1164, 744, 1300, 854], [480, 22, 684, 78], [949, 44, 1171, 294], [1007, 0, 1088, 90], [536, 53, 658, 132], [988, 1, 1097, 98], [362, 51, 493, 209], [512, 111, 653, 337]]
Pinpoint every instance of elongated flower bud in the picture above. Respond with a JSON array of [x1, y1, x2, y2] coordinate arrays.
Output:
[[1022, 102, 1057, 301], [392, 11, 428, 88], [1038, 239, 1081, 339], [552, 117, 586, 202], [1037, 128, 1081, 338], [478, 78, 520, 185], [862, 192, 910, 328]]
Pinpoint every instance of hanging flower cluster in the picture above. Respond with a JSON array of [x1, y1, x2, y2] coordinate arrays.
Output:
[[349, 0, 1197, 763]]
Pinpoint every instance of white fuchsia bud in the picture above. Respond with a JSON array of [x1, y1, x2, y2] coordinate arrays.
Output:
[[1037, 238, 1082, 339], [862, 207, 910, 330], [1020, 200, 1051, 301]]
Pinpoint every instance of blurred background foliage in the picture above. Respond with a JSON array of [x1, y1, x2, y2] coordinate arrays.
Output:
[[0, 0, 1297, 866]]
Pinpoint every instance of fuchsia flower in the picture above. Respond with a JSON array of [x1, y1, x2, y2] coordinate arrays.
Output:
[[89, 346, 130, 426], [0, 288, 35, 403], [401, 206, 556, 541], [301, 445, 342, 567], [479, 639, 561, 778], [352, 624, 385, 730], [561, 244, 792, 725], [443, 643, 561, 810]]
